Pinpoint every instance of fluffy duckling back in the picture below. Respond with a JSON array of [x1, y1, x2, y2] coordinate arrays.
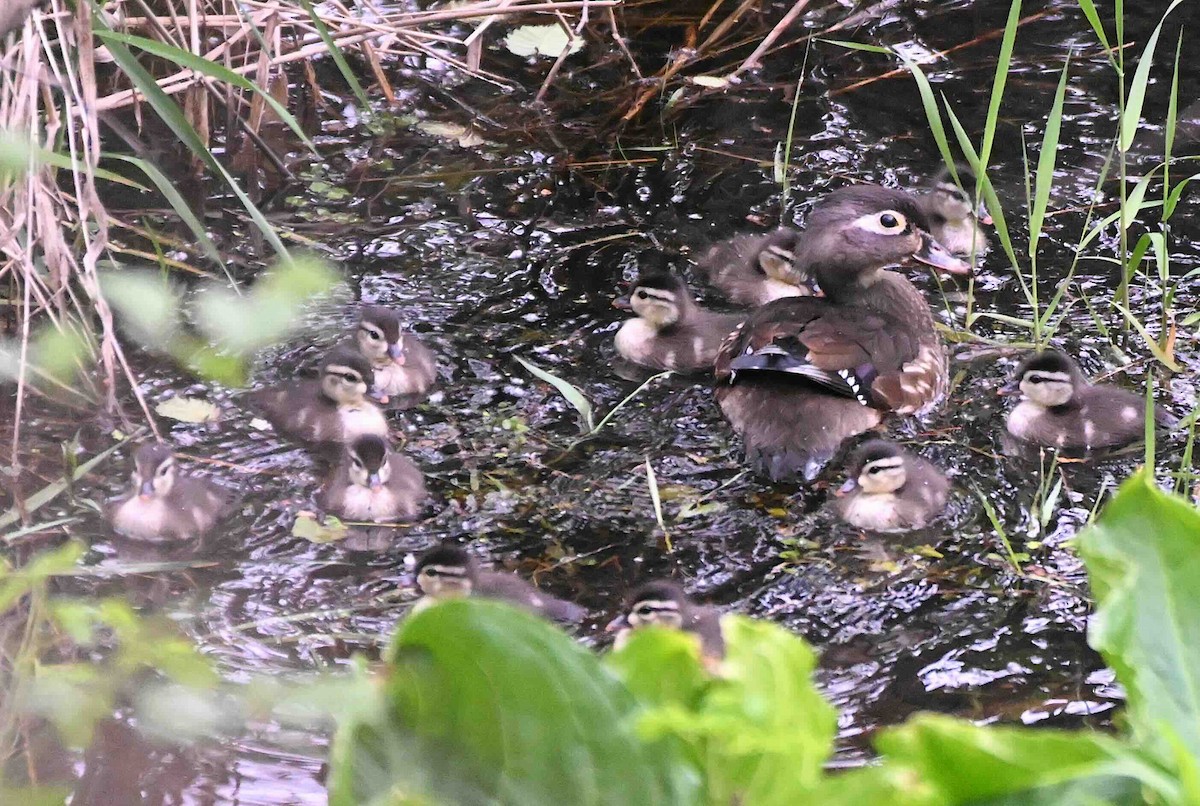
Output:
[[613, 273, 743, 373], [1004, 349, 1171, 451]]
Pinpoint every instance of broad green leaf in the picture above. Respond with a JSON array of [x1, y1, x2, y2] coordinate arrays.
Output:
[[100, 270, 183, 344], [329, 599, 687, 806], [1078, 469, 1200, 760], [154, 396, 220, 424], [515, 356, 595, 432], [977, 0, 1022, 175], [504, 24, 582, 58], [292, 513, 349, 543], [875, 714, 1150, 803], [0, 128, 35, 187], [606, 627, 711, 711]]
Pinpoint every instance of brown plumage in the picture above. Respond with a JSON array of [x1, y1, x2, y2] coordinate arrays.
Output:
[[609, 581, 725, 669], [353, 305, 437, 402], [694, 227, 814, 307], [613, 272, 743, 373], [247, 345, 389, 445], [713, 185, 970, 481], [107, 443, 236, 541], [832, 440, 949, 532], [318, 435, 426, 522], [1004, 349, 1173, 451]]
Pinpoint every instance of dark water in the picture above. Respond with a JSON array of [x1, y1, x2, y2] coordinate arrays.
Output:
[[6, 0, 1200, 801]]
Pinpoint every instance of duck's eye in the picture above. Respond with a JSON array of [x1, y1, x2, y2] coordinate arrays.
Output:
[[368, 331, 381, 341], [157, 463, 172, 476], [635, 289, 648, 300], [344, 372, 361, 383], [1027, 376, 1041, 384], [352, 458, 364, 469], [879, 212, 902, 230]]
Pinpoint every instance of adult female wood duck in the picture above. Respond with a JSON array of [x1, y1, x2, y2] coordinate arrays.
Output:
[[608, 581, 724, 668], [833, 440, 949, 533], [318, 435, 426, 522], [694, 227, 815, 306], [248, 345, 388, 445], [613, 273, 743, 372], [713, 185, 970, 481], [412, 544, 586, 623], [1003, 349, 1171, 451], [108, 443, 236, 541], [916, 170, 991, 257], [353, 305, 437, 403]]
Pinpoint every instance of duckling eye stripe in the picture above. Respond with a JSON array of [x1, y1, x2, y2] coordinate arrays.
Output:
[[636, 289, 676, 303], [1026, 371, 1071, 384], [865, 459, 903, 472], [325, 364, 361, 382], [424, 564, 467, 578], [360, 324, 384, 339]]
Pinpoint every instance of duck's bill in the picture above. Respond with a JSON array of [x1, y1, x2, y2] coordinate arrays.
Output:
[[605, 614, 629, 633], [613, 295, 632, 310], [914, 232, 971, 275], [998, 379, 1020, 396], [834, 478, 857, 498]]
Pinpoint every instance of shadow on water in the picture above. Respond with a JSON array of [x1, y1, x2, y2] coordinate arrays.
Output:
[[6, 0, 1200, 800]]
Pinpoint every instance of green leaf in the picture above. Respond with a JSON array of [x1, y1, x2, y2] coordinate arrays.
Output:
[[1119, 1, 1184, 152], [515, 356, 595, 433], [0, 128, 36, 187], [154, 396, 220, 424], [1078, 469, 1200, 760], [100, 270, 183, 344], [329, 599, 687, 806], [90, 8, 290, 264], [292, 513, 349, 543], [297, 0, 371, 110], [1028, 58, 1069, 259], [606, 627, 711, 711], [503, 24, 583, 58], [875, 714, 1156, 803]]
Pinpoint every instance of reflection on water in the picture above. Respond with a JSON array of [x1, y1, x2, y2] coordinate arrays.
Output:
[[7, 0, 1199, 800]]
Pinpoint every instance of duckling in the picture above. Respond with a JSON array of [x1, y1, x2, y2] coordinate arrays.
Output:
[[613, 273, 744, 372], [248, 345, 388, 445], [608, 581, 724, 668], [1003, 349, 1170, 451], [833, 440, 949, 533], [413, 544, 586, 623], [318, 435, 426, 522], [695, 227, 817, 307], [353, 305, 436, 402], [916, 169, 991, 257], [107, 443, 235, 541], [714, 185, 971, 481]]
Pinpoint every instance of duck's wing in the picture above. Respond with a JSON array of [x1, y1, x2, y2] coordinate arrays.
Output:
[[475, 572, 586, 623], [715, 298, 916, 408]]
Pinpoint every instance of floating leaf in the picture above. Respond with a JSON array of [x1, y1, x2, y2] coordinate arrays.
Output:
[[503, 24, 582, 58], [690, 75, 729, 88], [154, 397, 220, 424], [292, 513, 349, 543], [415, 121, 488, 148]]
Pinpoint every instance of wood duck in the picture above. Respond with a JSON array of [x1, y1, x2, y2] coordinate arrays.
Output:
[[413, 544, 586, 623], [1003, 349, 1170, 451], [248, 345, 389, 445], [832, 440, 949, 533], [713, 185, 971, 481], [107, 443, 235, 541], [916, 170, 991, 257], [608, 581, 724, 667], [318, 435, 426, 522], [353, 305, 436, 403], [612, 273, 744, 372], [695, 227, 818, 307]]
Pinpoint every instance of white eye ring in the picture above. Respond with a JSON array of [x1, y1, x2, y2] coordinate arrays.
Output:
[[852, 209, 909, 235]]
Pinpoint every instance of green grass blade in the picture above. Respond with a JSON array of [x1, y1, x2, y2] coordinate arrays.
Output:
[[1028, 58, 1069, 260], [93, 30, 317, 155], [817, 39, 890, 55], [645, 458, 667, 534], [590, 370, 672, 435], [1119, 0, 1182, 152], [1164, 30, 1183, 207], [977, 0, 1022, 173], [297, 0, 371, 110], [900, 57, 958, 184], [1144, 371, 1156, 469], [90, 3, 288, 267], [1075, 0, 1112, 56], [515, 356, 594, 432], [104, 153, 223, 268], [37, 147, 147, 190], [1111, 301, 1181, 371]]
